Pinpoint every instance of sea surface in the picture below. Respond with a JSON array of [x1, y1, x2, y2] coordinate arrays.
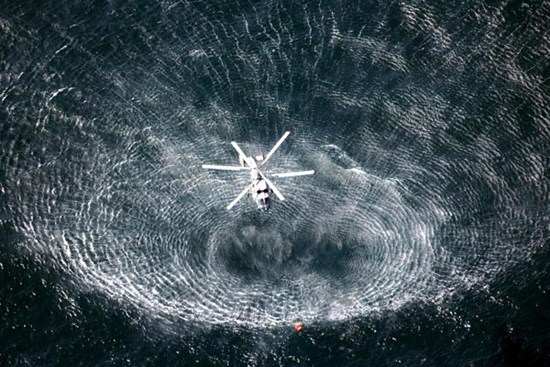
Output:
[[1, 0, 549, 365]]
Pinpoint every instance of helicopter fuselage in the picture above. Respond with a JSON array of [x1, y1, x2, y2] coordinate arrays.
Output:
[[244, 156, 271, 211], [252, 174, 271, 211]]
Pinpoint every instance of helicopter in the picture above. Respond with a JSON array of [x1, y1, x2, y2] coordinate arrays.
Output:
[[202, 131, 315, 210]]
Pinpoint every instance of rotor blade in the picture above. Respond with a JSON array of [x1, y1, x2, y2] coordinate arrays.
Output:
[[272, 170, 316, 178], [202, 164, 250, 171], [258, 171, 285, 201], [226, 182, 254, 210], [231, 142, 248, 162], [261, 131, 290, 167]]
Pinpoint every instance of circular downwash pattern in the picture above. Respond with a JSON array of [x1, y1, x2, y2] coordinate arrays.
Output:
[[2, 0, 547, 330], [6, 129, 466, 327]]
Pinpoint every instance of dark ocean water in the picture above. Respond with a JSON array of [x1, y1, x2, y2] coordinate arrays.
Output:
[[1, 0, 549, 365]]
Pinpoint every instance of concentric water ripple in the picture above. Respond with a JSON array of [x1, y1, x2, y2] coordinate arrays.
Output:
[[2, 0, 548, 332], [5, 126, 546, 328]]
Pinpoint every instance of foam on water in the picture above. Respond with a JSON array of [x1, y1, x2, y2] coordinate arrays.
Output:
[[4, 124, 545, 329], [1, 0, 548, 333]]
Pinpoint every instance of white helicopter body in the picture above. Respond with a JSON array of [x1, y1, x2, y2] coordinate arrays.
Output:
[[202, 131, 315, 211]]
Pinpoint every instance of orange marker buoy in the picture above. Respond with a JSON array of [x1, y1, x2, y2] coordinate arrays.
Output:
[[294, 322, 304, 332]]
